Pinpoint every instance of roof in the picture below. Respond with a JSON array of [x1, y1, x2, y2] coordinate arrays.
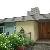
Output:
[[14, 16, 35, 22], [38, 14, 50, 20], [0, 14, 50, 23], [0, 19, 4, 23], [33, 14, 47, 20], [14, 17, 22, 21], [3, 18, 14, 22]]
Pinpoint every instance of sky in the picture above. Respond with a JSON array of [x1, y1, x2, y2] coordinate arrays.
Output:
[[0, 0, 50, 19]]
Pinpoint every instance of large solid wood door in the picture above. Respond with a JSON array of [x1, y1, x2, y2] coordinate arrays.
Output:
[[47, 22, 50, 39], [39, 22, 50, 40]]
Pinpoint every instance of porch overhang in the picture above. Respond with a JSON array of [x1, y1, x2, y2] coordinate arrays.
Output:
[[38, 19, 50, 22]]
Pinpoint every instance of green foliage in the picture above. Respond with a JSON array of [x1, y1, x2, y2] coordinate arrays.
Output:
[[0, 33, 8, 50], [0, 32, 34, 50]]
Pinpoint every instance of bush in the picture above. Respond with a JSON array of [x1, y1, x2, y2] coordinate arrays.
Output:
[[0, 32, 34, 50], [0, 33, 8, 50]]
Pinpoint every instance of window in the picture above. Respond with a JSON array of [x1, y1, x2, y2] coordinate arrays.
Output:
[[0, 26, 4, 34]]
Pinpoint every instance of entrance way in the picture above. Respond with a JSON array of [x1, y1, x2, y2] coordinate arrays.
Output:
[[39, 22, 50, 40]]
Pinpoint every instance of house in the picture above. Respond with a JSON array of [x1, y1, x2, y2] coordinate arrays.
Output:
[[14, 7, 39, 41], [15, 7, 50, 41], [0, 7, 50, 41]]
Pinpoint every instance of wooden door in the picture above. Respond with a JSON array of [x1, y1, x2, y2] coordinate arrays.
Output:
[[47, 22, 50, 39], [39, 22, 50, 40]]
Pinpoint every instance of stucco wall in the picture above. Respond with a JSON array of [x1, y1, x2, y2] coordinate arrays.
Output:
[[33, 21, 38, 41], [16, 21, 38, 41]]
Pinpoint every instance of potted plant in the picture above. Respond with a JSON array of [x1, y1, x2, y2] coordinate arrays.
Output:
[[17, 32, 26, 50], [17, 35, 34, 50]]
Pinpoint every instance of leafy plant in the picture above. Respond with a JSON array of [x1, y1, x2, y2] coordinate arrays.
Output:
[[0, 33, 8, 50], [0, 31, 35, 50]]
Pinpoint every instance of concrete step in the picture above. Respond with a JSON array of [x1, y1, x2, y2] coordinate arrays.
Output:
[[33, 40, 50, 50], [36, 40, 50, 44]]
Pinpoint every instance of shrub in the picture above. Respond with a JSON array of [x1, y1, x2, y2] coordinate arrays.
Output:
[[0, 33, 8, 50], [0, 32, 35, 50]]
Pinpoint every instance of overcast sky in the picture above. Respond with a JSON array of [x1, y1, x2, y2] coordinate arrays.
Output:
[[0, 0, 50, 19]]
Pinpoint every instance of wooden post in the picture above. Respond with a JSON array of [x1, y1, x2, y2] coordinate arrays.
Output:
[[28, 32, 31, 40]]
